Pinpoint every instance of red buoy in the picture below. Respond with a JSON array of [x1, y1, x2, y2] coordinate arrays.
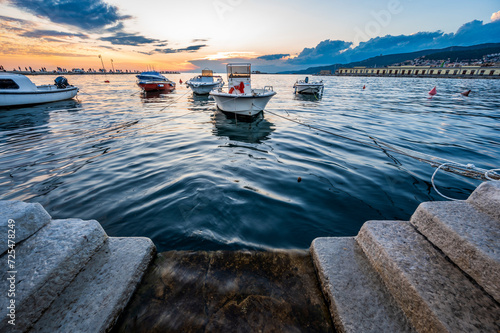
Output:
[[104, 80, 110, 83], [363, 85, 366, 89], [180, 79, 183, 84], [428, 86, 437, 95], [461, 89, 471, 97]]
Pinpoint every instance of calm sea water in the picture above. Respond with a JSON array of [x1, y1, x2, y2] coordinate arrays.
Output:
[[1, 74, 499, 251]]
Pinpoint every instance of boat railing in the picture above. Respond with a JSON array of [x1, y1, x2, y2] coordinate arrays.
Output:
[[264, 86, 274, 91]]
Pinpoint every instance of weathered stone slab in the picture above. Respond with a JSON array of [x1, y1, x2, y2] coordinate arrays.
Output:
[[357, 221, 500, 333], [0, 218, 107, 333], [311, 237, 416, 333], [111, 250, 334, 333], [0, 200, 51, 255], [31, 237, 155, 333], [411, 201, 500, 303], [466, 180, 500, 221]]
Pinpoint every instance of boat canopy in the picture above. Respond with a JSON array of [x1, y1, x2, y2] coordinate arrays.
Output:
[[202, 69, 213, 77], [228, 63, 251, 78], [0, 74, 37, 91]]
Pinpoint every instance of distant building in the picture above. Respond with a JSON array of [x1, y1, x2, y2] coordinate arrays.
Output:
[[335, 65, 500, 78], [319, 70, 332, 75]]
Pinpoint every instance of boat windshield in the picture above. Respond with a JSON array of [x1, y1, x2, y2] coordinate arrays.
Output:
[[228, 64, 251, 78], [202, 69, 213, 77]]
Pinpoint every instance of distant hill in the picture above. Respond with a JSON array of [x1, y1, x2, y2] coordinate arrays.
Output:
[[278, 43, 500, 74]]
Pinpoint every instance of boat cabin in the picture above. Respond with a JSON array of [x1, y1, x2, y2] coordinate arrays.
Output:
[[227, 63, 251, 94], [0, 74, 38, 92]]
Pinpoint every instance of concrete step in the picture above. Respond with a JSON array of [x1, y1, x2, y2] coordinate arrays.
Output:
[[0, 201, 51, 255], [411, 200, 500, 303], [0, 218, 107, 333], [311, 237, 416, 333], [466, 181, 500, 222], [356, 220, 500, 333], [30, 237, 155, 333]]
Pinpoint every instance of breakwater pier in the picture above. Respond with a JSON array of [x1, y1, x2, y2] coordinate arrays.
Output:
[[1, 181, 499, 332], [335, 65, 500, 79]]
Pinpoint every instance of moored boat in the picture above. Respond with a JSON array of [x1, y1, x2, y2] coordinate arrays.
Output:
[[136, 71, 175, 92], [0, 74, 78, 107], [186, 69, 224, 95], [210, 63, 276, 117], [293, 77, 324, 95]]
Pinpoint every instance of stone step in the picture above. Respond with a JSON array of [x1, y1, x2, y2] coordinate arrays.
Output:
[[466, 181, 500, 222], [30, 237, 155, 333], [311, 237, 416, 333], [0, 201, 51, 255], [410, 200, 500, 303], [356, 220, 500, 333], [0, 218, 107, 333]]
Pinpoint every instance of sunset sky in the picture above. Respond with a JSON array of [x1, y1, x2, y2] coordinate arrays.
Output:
[[1, 0, 499, 72]]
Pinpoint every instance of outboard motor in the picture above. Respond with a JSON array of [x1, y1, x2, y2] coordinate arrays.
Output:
[[305, 77, 309, 83], [55, 76, 69, 89]]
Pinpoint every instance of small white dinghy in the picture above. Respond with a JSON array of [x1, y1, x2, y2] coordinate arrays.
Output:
[[210, 63, 276, 117], [186, 69, 224, 95], [0, 74, 78, 107], [293, 77, 324, 95]]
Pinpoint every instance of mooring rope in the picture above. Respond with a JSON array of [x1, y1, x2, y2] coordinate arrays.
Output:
[[265, 109, 500, 185]]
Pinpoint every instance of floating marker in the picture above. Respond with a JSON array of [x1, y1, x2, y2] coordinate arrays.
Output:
[[180, 79, 183, 84], [363, 85, 366, 89], [104, 80, 110, 83], [428, 86, 437, 95], [461, 89, 471, 97]]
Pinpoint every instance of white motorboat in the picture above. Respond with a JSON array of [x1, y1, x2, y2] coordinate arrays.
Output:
[[293, 77, 324, 95], [0, 74, 78, 107], [210, 63, 276, 117], [186, 69, 224, 95]]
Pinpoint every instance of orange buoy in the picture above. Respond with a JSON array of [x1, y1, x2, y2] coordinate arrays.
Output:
[[461, 89, 471, 97], [428, 86, 437, 95]]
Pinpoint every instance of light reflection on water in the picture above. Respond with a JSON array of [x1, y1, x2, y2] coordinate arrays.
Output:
[[0, 74, 499, 251]]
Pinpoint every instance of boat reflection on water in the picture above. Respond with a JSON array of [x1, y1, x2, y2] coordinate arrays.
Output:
[[294, 92, 322, 102], [140, 90, 174, 104], [0, 99, 81, 131], [187, 93, 213, 106], [211, 110, 274, 144]]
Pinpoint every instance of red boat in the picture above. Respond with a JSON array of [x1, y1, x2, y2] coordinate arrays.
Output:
[[138, 81, 175, 92], [136, 71, 176, 92]]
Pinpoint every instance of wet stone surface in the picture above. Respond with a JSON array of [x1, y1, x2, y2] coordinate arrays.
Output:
[[112, 250, 335, 333]]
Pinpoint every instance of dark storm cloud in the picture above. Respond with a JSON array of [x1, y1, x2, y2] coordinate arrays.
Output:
[[21, 29, 88, 39], [99, 32, 164, 46], [154, 44, 208, 54], [9, 0, 131, 30], [256, 54, 290, 61]]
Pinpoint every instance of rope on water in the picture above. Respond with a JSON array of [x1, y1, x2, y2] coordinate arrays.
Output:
[[266, 109, 500, 186]]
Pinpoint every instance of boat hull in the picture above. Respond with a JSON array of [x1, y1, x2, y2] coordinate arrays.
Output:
[[138, 81, 175, 92], [210, 91, 276, 117], [187, 83, 219, 95], [0, 87, 78, 107], [294, 84, 324, 95]]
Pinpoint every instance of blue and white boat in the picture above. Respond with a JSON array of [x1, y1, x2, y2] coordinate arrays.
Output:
[[186, 69, 224, 95]]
